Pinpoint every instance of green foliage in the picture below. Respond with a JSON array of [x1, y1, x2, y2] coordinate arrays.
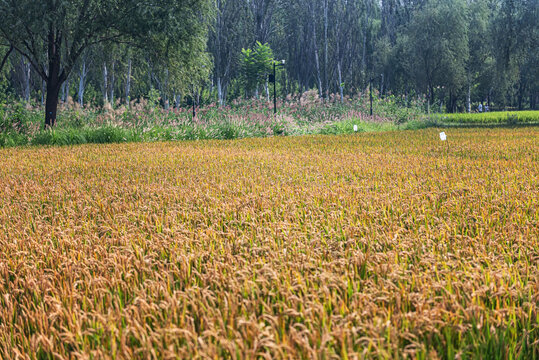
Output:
[[147, 88, 161, 109], [0, 93, 430, 147], [433, 111, 539, 125], [0, 0, 212, 127], [240, 42, 274, 97], [32, 126, 136, 146], [400, 0, 469, 101]]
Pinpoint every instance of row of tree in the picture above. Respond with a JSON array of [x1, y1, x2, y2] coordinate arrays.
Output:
[[210, 0, 537, 112], [0, 0, 537, 126], [0, 0, 211, 126]]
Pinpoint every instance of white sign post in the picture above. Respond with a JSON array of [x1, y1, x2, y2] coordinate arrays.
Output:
[[439, 132, 447, 141]]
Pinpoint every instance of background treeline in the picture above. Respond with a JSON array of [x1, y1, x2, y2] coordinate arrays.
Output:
[[0, 0, 537, 113]]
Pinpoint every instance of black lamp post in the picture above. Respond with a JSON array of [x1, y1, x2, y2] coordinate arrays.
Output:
[[271, 60, 286, 115]]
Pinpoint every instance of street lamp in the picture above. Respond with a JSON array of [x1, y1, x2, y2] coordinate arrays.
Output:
[[271, 60, 286, 115]]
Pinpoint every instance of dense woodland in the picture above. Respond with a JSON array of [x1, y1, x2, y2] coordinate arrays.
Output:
[[0, 0, 537, 125]]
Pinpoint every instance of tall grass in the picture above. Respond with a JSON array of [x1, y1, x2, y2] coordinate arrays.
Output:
[[0, 92, 426, 147]]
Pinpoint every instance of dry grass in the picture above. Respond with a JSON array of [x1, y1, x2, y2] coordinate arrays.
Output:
[[0, 128, 538, 359]]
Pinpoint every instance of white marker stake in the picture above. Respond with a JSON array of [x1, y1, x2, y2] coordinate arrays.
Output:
[[353, 125, 358, 132], [440, 132, 447, 141]]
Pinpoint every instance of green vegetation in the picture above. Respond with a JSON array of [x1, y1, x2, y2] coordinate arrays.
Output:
[[0, 0, 211, 127], [1, 0, 536, 131], [432, 111, 539, 125], [0, 92, 428, 147], [1, 95, 537, 148]]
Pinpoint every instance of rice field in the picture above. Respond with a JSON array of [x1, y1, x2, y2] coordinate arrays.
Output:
[[0, 128, 538, 359], [434, 110, 539, 125]]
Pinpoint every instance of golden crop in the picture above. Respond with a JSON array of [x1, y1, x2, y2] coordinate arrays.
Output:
[[0, 128, 538, 359]]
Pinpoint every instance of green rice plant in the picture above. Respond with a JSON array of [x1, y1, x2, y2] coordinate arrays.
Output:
[[433, 111, 539, 125]]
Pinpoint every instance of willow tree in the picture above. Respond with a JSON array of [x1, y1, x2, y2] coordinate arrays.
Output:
[[0, 0, 210, 128]]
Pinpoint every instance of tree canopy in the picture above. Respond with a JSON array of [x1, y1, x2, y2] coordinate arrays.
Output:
[[0, 0, 210, 126], [0, 0, 537, 116]]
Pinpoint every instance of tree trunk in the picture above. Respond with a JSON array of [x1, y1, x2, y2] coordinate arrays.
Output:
[[110, 62, 115, 105], [175, 92, 181, 109], [426, 86, 431, 114], [78, 60, 88, 107], [361, 8, 368, 87], [45, 77, 62, 128], [61, 77, 71, 103], [467, 78, 471, 113], [19, 56, 31, 102], [517, 81, 524, 110], [430, 85, 435, 110], [44, 26, 65, 129], [126, 58, 132, 106], [103, 63, 109, 103], [217, 77, 224, 106], [323, 0, 328, 99], [61, 81, 66, 103], [0, 46, 13, 73], [311, 4, 323, 99], [41, 80, 45, 107], [163, 68, 169, 109], [337, 61, 344, 103]]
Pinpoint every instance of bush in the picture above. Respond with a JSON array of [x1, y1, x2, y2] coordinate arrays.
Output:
[[0, 132, 28, 147], [0, 103, 38, 134]]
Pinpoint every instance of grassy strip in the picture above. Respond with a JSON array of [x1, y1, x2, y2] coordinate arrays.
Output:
[[1, 110, 538, 148], [0, 120, 427, 148], [432, 110, 539, 125]]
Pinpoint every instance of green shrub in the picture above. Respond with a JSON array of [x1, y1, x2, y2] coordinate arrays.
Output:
[[0, 103, 37, 134], [85, 126, 129, 144], [0, 132, 28, 147]]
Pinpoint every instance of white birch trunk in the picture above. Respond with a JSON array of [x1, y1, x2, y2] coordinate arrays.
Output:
[[63, 78, 70, 103], [467, 76, 471, 113], [78, 60, 89, 107], [61, 82, 66, 103], [312, 5, 323, 99], [125, 58, 132, 107], [103, 63, 108, 104], [217, 77, 224, 107], [163, 68, 169, 110], [338, 61, 344, 103], [361, 8, 368, 85], [20, 57, 31, 102], [110, 62, 115, 105], [323, 0, 328, 99]]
